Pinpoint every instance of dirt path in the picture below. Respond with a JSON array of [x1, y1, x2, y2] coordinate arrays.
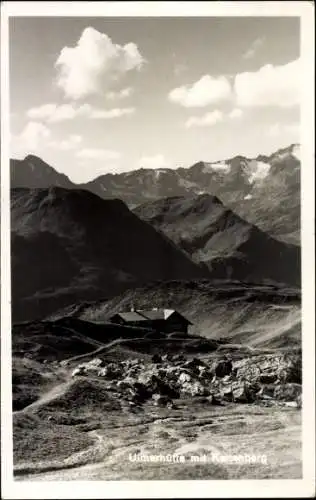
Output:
[[60, 337, 145, 366], [15, 405, 302, 481], [18, 379, 73, 413]]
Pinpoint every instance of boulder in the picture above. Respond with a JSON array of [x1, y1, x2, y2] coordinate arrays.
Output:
[[88, 358, 103, 367], [183, 357, 206, 370], [71, 367, 85, 377], [273, 383, 302, 401], [152, 354, 162, 364], [259, 373, 278, 384], [161, 354, 173, 363], [132, 382, 152, 402], [206, 394, 222, 406], [219, 385, 234, 402], [296, 394, 302, 409], [232, 382, 254, 403], [130, 359, 140, 366], [97, 367, 108, 377], [117, 378, 135, 390], [180, 381, 208, 397], [255, 384, 275, 400], [283, 401, 299, 408], [178, 372, 191, 384], [215, 359, 233, 378], [172, 354, 185, 363], [155, 379, 180, 398], [282, 357, 302, 384], [152, 394, 172, 407]]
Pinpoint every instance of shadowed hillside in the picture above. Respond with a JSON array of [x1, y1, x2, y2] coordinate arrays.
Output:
[[11, 155, 76, 189], [134, 194, 300, 287], [11, 187, 206, 322]]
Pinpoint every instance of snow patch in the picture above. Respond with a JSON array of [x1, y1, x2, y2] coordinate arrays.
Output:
[[178, 178, 199, 189], [202, 162, 231, 174], [246, 160, 271, 184], [154, 169, 169, 181], [244, 194, 253, 200]]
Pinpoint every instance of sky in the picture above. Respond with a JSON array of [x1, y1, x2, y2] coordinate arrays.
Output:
[[9, 16, 300, 183]]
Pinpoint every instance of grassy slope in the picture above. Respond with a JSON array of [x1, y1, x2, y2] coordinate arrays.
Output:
[[56, 280, 301, 349], [15, 401, 301, 480]]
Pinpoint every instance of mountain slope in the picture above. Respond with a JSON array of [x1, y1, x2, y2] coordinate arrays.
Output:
[[50, 280, 301, 349], [11, 187, 206, 322], [11, 155, 75, 189], [134, 194, 300, 287], [80, 144, 301, 244], [10, 144, 300, 244]]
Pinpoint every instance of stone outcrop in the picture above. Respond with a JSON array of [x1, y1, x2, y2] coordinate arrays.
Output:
[[71, 351, 301, 408]]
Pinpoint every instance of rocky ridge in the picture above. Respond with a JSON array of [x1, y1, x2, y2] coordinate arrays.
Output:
[[68, 351, 301, 410]]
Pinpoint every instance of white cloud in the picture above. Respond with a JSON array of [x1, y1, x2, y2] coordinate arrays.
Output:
[[27, 103, 90, 123], [76, 148, 121, 161], [139, 154, 170, 169], [234, 58, 300, 108], [55, 27, 145, 99], [89, 107, 135, 119], [106, 87, 133, 100], [267, 122, 300, 138], [49, 134, 82, 151], [242, 37, 265, 60], [27, 103, 135, 122], [185, 110, 224, 128], [168, 75, 232, 108], [11, 121, 51, 155], [229, 108, 243, 119], [27, 104, 57, 121]]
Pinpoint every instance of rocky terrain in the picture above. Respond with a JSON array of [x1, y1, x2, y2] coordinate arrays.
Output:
[[10, 144, 300, 244], [13, 316, 302, 481]]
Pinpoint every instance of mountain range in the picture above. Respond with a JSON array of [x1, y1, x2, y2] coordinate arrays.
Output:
[[10, 143, 300, 245], [10, 144, 300, 323], [134, 193, 300, 286], [11, 187, 205, 322], [11, 187, 299, 323]]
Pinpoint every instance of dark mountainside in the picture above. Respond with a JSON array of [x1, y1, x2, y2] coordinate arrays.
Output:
[[11, 187, 206, 322], [11, 186, 299, 323], [11, 155, 76, 189], [134, 193, 300, 288], [10, 144, 300, 244]]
